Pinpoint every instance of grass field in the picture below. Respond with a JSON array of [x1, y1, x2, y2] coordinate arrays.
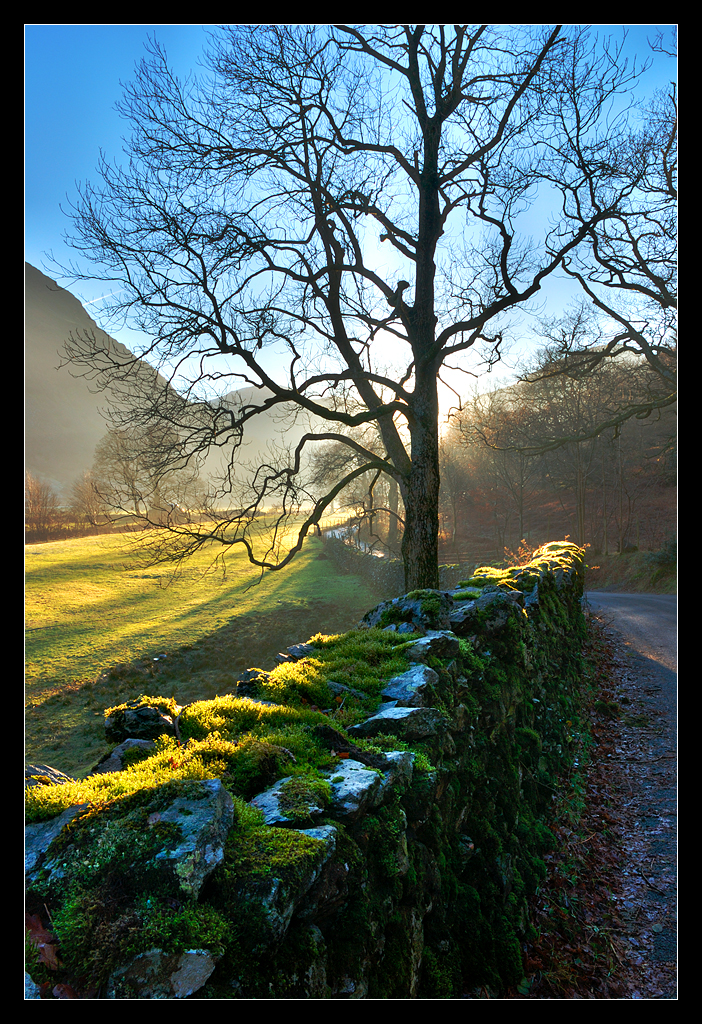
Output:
[[25, 527, 383, 778]]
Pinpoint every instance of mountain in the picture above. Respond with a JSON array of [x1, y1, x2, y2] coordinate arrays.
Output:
[[24, 264, 329, 503], [25, 263, 139, 499]]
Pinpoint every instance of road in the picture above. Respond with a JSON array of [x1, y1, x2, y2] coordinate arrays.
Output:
[[584, 591, 677, 994], [584, 592, 677, 674]]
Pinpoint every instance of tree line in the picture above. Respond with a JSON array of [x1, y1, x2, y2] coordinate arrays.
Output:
[[307, 337, 675, 564], [27, 334, 675, 563]]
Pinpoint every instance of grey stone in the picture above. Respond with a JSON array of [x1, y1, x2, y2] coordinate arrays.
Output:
[[299, 925, 329, 997], [361, 590, 453, 632], [106, 948, 218, 999], [324, 759, 383, 821], [368, 748, 416, 809], [152, 778, 235, 898], [328, 680, 370, 701], [250, 776, 326, 827], [403, 630, 461, 662], [348, 705, 449, 741], [25, 804, 89, 877], [281, 642, 318, 662], [239, 825, 339, 947], [25, 972, 42, 999], [87, 738, 154, 776], [104, 702, 180, 743], [449, 589, 525, 637], [381, 663, 439, 706], [25, 763, 75, 788]]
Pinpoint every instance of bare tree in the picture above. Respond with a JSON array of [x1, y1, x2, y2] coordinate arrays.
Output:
[[438, 437, 472, 551], [456, 387, 544, 543], [56, 24, 655, 589], [25, 472, 62, 541], [531, 27, 677, 428], [309, 418, 405, 554], [91, 424, 205, 524], [69, 470, 106, 528], [457, 348, 673, 551]]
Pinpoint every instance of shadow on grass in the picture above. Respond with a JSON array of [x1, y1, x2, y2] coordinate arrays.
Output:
[[25, 594, 382, 779]]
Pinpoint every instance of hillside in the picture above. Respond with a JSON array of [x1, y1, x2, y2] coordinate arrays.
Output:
[[24, 264, 323, 503], [25, 263, 135, 499]]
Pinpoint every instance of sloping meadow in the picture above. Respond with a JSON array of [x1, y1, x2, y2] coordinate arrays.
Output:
[[26, 542, 591, 999]]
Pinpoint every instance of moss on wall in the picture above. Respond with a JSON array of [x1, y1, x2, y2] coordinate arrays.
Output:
[[26, 542, 589, 999]]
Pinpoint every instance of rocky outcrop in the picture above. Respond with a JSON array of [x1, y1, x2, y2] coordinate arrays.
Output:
[[87, 738, 155, 776], [150, 778, 234, 899], [25, 764, 75, 788], [26, 542, 588, 1000]]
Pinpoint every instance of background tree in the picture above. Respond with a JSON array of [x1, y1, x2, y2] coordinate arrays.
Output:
[[68, 470, 107, 528], [438, 436, 472, 551], [530, 28, 676, 430], [446, 344, 674, 559], [456, 387, 543, 544], [309, 419, 405, 555], [58, 24, 655, 589], [25, 472, 62, 541], [91, 423, 205, 524]]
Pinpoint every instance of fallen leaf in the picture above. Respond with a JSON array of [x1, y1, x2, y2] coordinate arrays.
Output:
[[53, 983, 79, 999], [25, 912, 61, 971]]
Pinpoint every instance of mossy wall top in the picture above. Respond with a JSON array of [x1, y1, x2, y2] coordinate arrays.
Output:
[[26, 543, 588, 999]]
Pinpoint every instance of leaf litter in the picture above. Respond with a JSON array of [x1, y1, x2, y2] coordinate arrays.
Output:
[[501, 612, 677, 999]]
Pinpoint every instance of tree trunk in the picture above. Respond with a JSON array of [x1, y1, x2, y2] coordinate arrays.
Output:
[[402, 461, 440, 591], [401, 377, 440, 591], [386, 475, 400, 552], [602, 448, 608, 555]]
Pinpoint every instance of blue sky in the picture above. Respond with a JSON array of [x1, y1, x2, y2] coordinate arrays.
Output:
[[25, 24, 677, 389], [25, 25, 213, 303]]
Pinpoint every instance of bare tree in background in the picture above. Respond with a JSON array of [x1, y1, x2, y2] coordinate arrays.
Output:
[[439, 436, 472, 551], [526, 28, 677, 433], [452, 348, 674, 553], [69, 470, 106, 528], [57, 24, 659, 589], [25, 472, 62, 541], [91, 424, 205, 524]]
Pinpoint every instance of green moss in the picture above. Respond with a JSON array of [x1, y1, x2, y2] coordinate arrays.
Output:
[[459, 542, 584, 598], [26, 736, 226, 823], [515, 726, 542, 766], [103, 693, 182, 721], [225, 824, 325, 879], [49, 889, 231, 993], [364, 803, 409, 879], [26, 542, 592, 999], [405, 589, 444, 619], [461, 567, 521, 590], [26, 778, 239, 991], [178, 695, 326, 743], [378, 603, 412, 628], [254, 628, 420, 724], [276, 772, 331, 820]]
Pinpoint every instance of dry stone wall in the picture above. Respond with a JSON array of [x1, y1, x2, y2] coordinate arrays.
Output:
[[26, 542, 588, 999]]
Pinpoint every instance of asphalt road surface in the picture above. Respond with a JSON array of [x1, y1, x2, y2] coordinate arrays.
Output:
[[584, 592, 677, 675], [584, 591, 677, 991]]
